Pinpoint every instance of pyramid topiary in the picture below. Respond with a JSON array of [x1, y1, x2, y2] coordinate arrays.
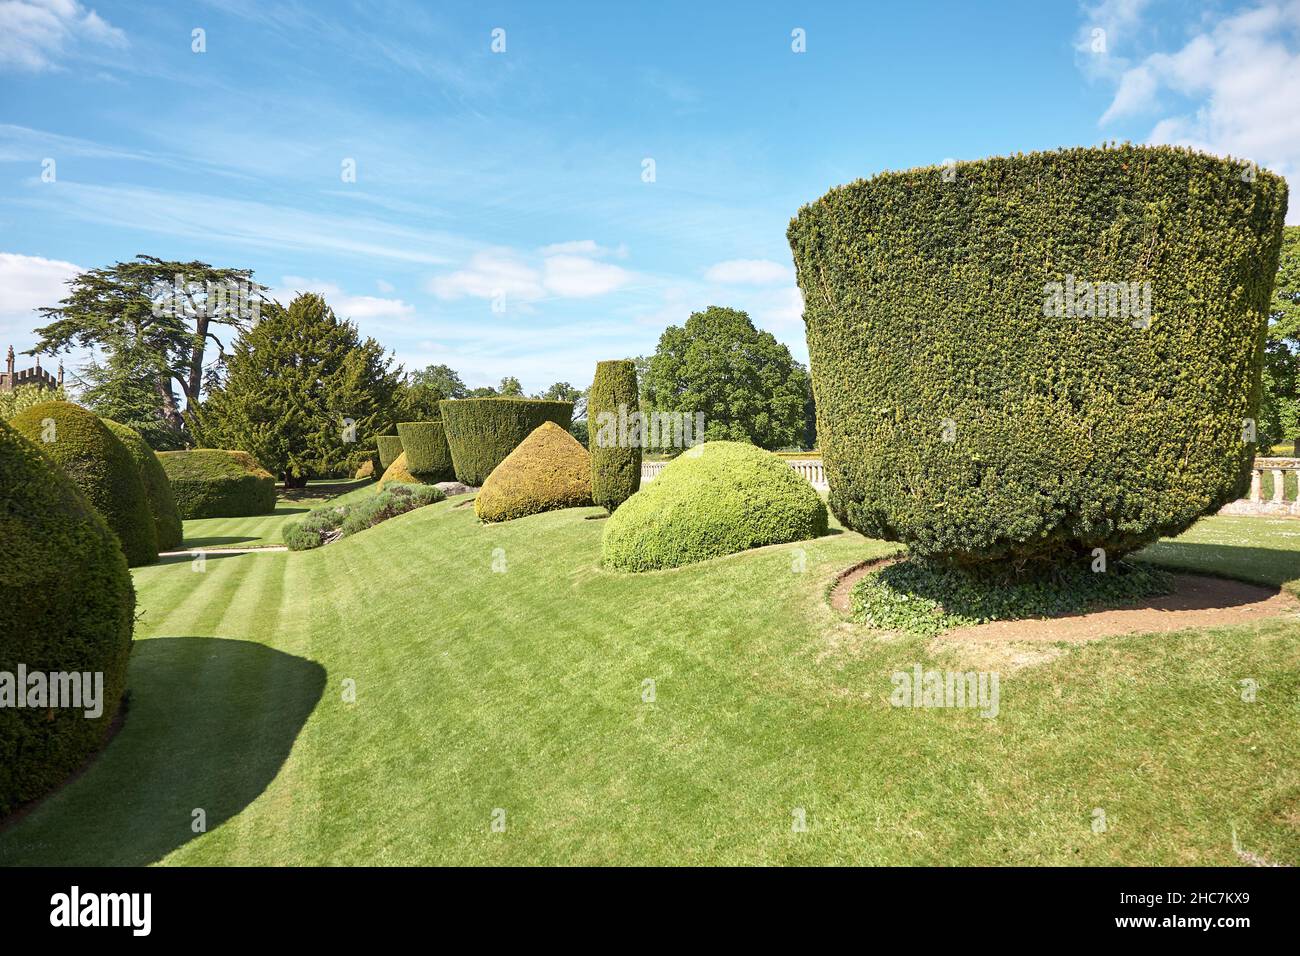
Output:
[[396, 421, 454, 480], [157, 449, 277, 519], [10, 401, 158, 566], [0, 420, 135, 815], [587, 360, 642, 512], [104, 419, 184, 551], [440, 398, 573, 485], [475, 421, 593, 522], [377, 450, 446, 489], [602, 441, 827, 571]]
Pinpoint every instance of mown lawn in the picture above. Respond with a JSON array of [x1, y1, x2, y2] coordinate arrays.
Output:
[[177, 479, 378, 550], [1, 490, 1296, 865]]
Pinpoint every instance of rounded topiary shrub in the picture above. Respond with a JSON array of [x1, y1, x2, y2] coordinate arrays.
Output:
[[104, 419, 183, 551], [602, 441, 828, 571], [355, 458, 375, 479], [787, 145, 1289, 567], [158, 449, 277, 519], [587, 359, 642, 512], [10, 401, 158, 566], [377, 451, 445, 489], [0, 420, 135, 816], [476, 421, 593, 522], [376, 435, 404, 471], [396, 421, 454, 480], [440, 398, 573, 486]]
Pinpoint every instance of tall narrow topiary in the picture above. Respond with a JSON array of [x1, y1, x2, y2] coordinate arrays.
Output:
[[104, 419, 184, 551], [10, 401, 159, 566], [587, 360, 642, 512], [396, 421, 454, 480], [0, 421, 135, 815], [787, 145, 1288, 569], [439, 398, 573, 485]]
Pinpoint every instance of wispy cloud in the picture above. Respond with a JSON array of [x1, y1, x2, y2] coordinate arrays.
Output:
[[0, 0, 127, 72]]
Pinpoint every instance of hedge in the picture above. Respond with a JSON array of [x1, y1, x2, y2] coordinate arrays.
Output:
[[787, 144, 1289, 567], [158, 449, 277, 519], [377, 450, 445, 489], [376, 435, 404, 471], [475, 421, 593, 522], [602, 441, 828, 571], [396, 421, 454, 480], [104, 419, 184, 551], [0, 420, 135, 816], [587, 360, 642, 512], [10, 401, 158, 566], [439, 398, 573, 486]]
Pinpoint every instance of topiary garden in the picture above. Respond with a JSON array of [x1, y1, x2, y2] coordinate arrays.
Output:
[[395, 421, 455, 481], [376, 435, 404, 471], [475, 421, 593, 522], [440, 397, 573, 486], [104, 419, 184, 552], [0, 420, 135, 816], [587, 359, 641, 512], [158, 449, 278, 519], [10, 401, 159, 567]]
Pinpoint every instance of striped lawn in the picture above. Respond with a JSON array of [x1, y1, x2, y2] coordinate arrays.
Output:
[[1, 502, 1297, 865]]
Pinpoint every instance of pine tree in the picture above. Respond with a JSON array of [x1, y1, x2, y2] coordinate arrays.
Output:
[[202, 293, 401, 486]]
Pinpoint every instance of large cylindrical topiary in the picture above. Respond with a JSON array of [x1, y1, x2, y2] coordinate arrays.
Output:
[[439, 398, 573, 486], [396, 421, 454, 480], [104, 419, 184, 551], [376, 435, 404, 471], [787, 145, 1288, 567], [157, 449, 277, 519], [10, 401, 158, 566], [0, 420, 135, 816], [587, 360, 642, 512]]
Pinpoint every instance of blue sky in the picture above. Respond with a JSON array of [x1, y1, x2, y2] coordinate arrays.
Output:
[[1, 0, 1297, 394]]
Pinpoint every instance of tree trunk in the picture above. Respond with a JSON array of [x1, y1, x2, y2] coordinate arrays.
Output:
[[185, 314, 209, 409], [157, 376, 184, 432], [281, 472, 309, 490]]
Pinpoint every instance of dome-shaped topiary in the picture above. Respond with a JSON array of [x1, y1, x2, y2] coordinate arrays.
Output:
[[104, 419, 184, 551], [396, 421, 454, 480], [601, 441, 828, 571], [475, 421, 593, 522], [377, 450, 446, 489], [0, 420, 135, 816], [157, 449, 277, 519], [439, 398, 574, 486], [587, 360, 642, 512], [10, 401, 158, 566], [787, 145, 1289, 567]]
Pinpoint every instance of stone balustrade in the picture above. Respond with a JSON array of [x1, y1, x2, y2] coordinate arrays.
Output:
[[1218, 458, 1300, 516], [641, 456, 827, 490]]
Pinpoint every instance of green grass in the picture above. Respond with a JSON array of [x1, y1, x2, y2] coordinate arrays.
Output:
[[178, 480, 379, 550], [1, 507, 1297, 865]]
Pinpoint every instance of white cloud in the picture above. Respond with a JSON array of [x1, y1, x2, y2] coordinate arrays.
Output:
[[0, 251, 82, 326], [538, 239, 627, 258], [376, 279, 395, 293], [429, 246, 634, 302], [1089, 1, 1300, 223], [703, 258, 793, 285], [0, 0, 126, 72], [273, 276, 415, 323]]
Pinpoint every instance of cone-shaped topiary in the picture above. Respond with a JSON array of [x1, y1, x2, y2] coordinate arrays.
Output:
[[602, 441, 828, 571], [475, 421, 593, 522], [376, 435, 404, 470], [10, 401, 158, 566], [377, 450, 446, 489], [396, 421, 454, 480], [787, 145, 1289, 567], [587, 360, 642, 512], [355, 458, 375, 479], [0, 420, 135, 815], [440, 398, 573, 485], [104, 419, 183, 551], [157, 449, 277, 519]]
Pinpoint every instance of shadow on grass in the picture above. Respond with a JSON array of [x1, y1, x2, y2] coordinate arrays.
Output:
[[0, 637, 325, 866], [1136, 541, 1300, 590]]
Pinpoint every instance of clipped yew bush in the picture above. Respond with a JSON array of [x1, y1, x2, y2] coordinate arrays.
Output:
[[158, 449, 277, 519], [787, 145, 1288, 567], [376, 435, 404, 471], [475, 421, 593, 522], [602, 441, 827, 571], [440, 397, 573, 486], [396, 421, 454, 480], [10, 401, 158, 566], [376, 450, 442, 489], [587, 360, 641, 512], [0, 421, 135, 815], [104, 419, 183, 551]]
